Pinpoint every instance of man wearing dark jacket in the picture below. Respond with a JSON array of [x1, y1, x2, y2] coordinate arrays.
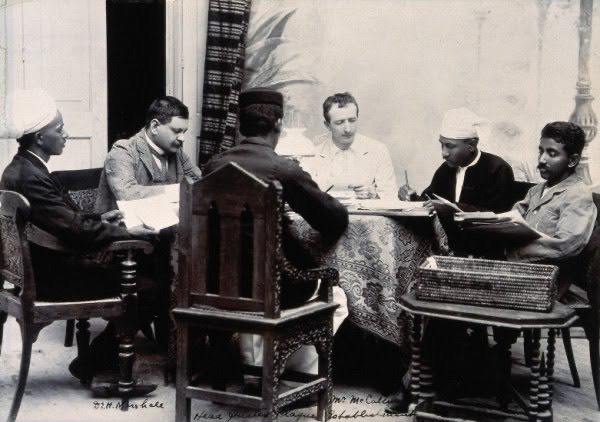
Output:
[[1, 89, 158, 384], [203, 87, 349, 378], [399, 107, 514, 213]]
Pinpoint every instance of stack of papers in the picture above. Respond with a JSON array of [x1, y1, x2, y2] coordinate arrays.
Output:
[[117, 184, 180, 231]]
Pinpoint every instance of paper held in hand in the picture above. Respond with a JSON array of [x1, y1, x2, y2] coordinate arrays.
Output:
[[117, 184, 180, 231]]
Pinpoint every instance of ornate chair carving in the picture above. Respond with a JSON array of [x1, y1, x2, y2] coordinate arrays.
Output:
[[172, 162, 339, 422], [50, 168, 103, 347], [0, 190, 155, 422]]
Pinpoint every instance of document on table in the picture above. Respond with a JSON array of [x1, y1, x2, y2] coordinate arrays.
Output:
[[117, 185, 180, 230], [354, 198, 427, 211], [456, 209, 548, 241]]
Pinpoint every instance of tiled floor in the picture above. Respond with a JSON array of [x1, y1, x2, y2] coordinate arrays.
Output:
[[0, 317, 598, 422]]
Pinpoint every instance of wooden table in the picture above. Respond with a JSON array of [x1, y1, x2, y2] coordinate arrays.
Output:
[[399, 292, 577, 422]]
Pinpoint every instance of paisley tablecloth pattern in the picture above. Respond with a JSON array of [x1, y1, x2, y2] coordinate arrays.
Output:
[[289, 214, 446, 349]]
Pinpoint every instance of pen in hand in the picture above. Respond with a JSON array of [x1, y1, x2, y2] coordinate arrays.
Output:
[[404, 170, 409, 187], [325, 185, 334, 193]]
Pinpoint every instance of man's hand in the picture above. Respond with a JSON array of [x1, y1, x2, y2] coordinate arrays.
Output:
[[101, 210, 124, 226], [127, 225, 160, 239], [398, 184, 417, 201], [350, 183, 377, 200]]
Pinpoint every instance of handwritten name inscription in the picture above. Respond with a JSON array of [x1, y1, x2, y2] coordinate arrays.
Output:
[[189, 395, 414, 421], [92, 399, 165, 410]]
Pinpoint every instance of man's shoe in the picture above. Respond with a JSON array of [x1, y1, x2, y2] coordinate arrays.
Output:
[[384, 388, 411, 414], [68, 357, 93, 386]]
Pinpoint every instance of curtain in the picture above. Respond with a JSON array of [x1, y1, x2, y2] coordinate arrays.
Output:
[[197, 0, 252, 168]]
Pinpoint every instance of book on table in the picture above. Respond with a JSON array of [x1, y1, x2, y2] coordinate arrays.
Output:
[[429, 193, 544, 242], [455, 209, 544, 242]]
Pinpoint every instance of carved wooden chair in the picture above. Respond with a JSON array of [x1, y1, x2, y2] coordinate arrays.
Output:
[[172, 162, 339, 422], [0, 190, 156, 422]]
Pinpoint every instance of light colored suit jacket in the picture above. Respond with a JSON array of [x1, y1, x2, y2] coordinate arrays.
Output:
[[94, 129, 202, 213], [508, 173, 597, 262]]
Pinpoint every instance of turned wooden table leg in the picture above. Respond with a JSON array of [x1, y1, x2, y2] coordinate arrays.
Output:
[[410, 315, 422, 406], [538, 329, 556, 422], [528, 329, 542, 422], [418, 317, 435, 413]]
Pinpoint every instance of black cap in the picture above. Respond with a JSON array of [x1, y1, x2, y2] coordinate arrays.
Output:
[[239, 88, 283, 108]]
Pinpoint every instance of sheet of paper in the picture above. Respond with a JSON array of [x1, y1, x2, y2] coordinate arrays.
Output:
[[355, 198, 426, 211], [117, 192, 180, 231], [116, 199, 144, 229], [431, 193, 463, 212]]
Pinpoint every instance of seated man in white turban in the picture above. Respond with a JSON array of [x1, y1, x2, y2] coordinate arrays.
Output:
[[0, 89, 159, 384], [387, 108, 515, 414], [399, 107, 514, 212]]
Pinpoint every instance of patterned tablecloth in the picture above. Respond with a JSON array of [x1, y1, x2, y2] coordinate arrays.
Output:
[[288, 213, 448, 350], [167, 213, 448, 371]]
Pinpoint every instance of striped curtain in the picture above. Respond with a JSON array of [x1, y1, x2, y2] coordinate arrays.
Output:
[[197, 0, 252, 168]]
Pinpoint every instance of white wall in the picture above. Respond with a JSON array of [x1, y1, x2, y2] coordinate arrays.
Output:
[[250, 0, 600, 190]]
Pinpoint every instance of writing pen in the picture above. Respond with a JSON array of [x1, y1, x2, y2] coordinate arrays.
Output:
[[325, 185, 334, 193], [404, 170, 409, 187]]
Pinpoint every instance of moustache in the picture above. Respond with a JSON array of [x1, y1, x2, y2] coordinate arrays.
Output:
[[537, 164, 547, 170]]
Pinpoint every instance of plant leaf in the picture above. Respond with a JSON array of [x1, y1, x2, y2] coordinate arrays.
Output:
[[245, 37, 289, 73], [247, 7, 297, 46]]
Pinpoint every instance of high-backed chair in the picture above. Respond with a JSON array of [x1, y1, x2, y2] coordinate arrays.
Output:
[[558, 192, 600, 410], [0, 190, 155, 422], [172, 162, 339, 422], [50, 168, 103, 347]]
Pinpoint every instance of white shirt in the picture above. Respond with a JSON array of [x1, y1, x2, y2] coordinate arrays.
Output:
[[455, 149, 481, 202], [145, 133, 167, 171], [26, 150, 50, 172], [302, 133, 398, 200]]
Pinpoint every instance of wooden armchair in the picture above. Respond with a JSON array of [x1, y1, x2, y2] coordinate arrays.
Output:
[[172, 162, 339, 422], [0, 190, 156, 422]]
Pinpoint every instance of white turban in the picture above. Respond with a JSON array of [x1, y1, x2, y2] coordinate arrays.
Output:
[[1, 89, 58, 139], [439, 107, 484, 139]]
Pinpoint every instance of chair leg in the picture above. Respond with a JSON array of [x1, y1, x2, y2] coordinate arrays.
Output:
[[316, 321, 333, 422], [8, 323, 43, 422], [583, 318, 600, 410], [561, 328, 580, 388], [0, 311, 7, 356], [64, 319, 75, 347], [523, 329, 533, 367], [75, 319, 91, 361], [175, 323, 191, 422], [262, 333, 278, 422]]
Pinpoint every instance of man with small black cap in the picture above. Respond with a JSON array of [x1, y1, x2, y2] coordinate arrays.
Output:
[[203, 87, 350, 401]]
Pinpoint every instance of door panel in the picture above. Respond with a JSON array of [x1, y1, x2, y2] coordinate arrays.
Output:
[[1, 0, 107, 172]]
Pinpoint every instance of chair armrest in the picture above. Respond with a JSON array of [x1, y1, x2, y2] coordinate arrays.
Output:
[[280, 257, 339, 303], [26, 224, 153, 255]]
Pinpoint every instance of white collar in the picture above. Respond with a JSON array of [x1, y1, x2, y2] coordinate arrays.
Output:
[[459, 149, 481, 170], [145, 132, 166, 155], [322, 133, 369, 156], [26, 150, 50, 172]]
